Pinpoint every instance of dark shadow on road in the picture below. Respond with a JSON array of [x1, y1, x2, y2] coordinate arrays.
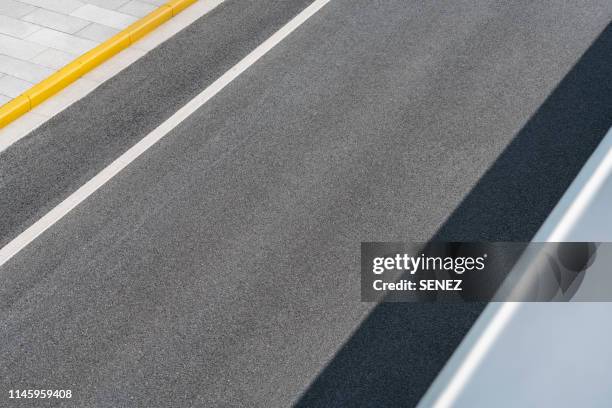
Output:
[[294, 23, 612, 408]]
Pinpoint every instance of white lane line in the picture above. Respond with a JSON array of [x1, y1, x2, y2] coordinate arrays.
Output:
[[0, 0, 331, 269]]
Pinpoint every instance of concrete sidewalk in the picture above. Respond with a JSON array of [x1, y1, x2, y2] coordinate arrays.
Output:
[[0, 0, 161, 106]]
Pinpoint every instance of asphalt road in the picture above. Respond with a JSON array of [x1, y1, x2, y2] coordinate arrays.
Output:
[[0, 0, 610, 407]]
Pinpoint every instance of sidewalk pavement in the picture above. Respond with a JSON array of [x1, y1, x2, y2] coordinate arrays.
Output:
[[0, 0, 163, 106]]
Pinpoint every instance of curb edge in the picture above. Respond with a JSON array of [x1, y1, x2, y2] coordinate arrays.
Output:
[[0, 0, 197, 129]]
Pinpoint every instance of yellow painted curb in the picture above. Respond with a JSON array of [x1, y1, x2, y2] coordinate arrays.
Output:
[[0, 0, 197, 129]]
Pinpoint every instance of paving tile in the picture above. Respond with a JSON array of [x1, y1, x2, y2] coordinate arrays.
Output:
[[22, 8, 91, 34], [0, 75, 33, 97], [31, 48, 77, 69], [140, 0, 166, 5], [118, 0, 157, 18], [0, 33, 47, 60], [70, 4, 137, 30], [0, 15, 42, 38], [0, 0, 37, 18], [81, 0, 130, 10], [0, 54, 54, 83], [17, 0, 84, 14], [27, 28, 99, 55], [0, 94, 11, 106], [76, 23, 119, 42]]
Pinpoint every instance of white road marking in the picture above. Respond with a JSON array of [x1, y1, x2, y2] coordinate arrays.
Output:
[[0, 0, 331, 268]]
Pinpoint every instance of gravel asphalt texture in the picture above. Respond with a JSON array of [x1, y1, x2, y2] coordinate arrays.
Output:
[[0, 0, 610, 406]]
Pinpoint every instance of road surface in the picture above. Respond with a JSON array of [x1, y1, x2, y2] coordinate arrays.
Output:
[[0, 0, 610, 406]]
